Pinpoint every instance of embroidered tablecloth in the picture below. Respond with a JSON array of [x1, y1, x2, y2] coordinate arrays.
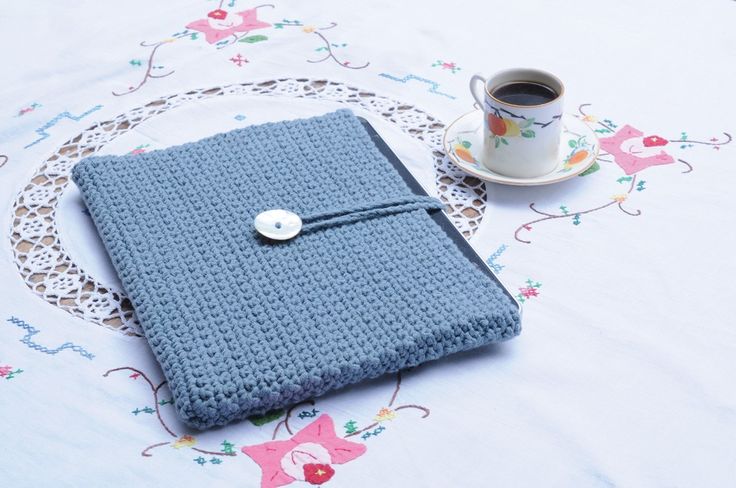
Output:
[[1, 1, 735, 486]]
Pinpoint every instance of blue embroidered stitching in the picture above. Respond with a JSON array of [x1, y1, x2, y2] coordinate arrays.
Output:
[[378, 73, 456, 99], [486, 244, 508, 273], [6, 316, 95, 360], [24, 105, 103, 149]]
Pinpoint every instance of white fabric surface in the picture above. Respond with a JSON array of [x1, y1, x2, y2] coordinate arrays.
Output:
[[1, 1, 735, 486]]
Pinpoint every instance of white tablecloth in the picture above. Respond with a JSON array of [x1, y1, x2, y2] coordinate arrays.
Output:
[[1, 1, 735, 486]]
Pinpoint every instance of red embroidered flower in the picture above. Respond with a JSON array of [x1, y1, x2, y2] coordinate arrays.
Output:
[[642, 135, 668, 147], [207, 9, 228, 20], [303, 463, 335, 485]]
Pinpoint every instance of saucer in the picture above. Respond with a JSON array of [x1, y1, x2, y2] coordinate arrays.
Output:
[[443, 110, 599, 186]]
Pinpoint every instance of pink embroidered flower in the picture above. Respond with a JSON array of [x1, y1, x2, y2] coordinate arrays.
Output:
[[519, 287, 539, 299], [186, 8, 270, 44], [599, 124, 675, 175], [642, 135, 668, 147], [0, 365, 12, 377], [241, 414, 367, 488]]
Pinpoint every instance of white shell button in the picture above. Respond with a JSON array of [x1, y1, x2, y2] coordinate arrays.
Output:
[[254, 209, 302, 240]]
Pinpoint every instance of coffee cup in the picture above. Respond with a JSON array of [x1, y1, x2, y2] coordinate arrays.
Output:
[[469, 68, 564, 178]]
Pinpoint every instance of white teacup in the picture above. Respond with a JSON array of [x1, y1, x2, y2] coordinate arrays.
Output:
[[469, 68, 564, 178]]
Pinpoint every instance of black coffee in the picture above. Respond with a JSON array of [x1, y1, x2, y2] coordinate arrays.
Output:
[[491, 81, 558, 106]]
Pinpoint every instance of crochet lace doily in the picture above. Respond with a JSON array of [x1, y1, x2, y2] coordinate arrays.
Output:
[[10, 78, 487, 335]]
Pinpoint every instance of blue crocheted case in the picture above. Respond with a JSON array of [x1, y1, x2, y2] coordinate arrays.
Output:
[[72, 109, 521, 429]]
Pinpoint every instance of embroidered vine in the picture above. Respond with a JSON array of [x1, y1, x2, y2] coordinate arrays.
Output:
[[514, 175, 641, 244], [273, 19, 369, 69], [114, 3, 369, 96], [513, 103, 732, 244], [103, 366, 237, 461], [103, 363, 430, 479], [267, 373, 430, 444], [112, 37, 183, 96], [343, 371, 430, 439]]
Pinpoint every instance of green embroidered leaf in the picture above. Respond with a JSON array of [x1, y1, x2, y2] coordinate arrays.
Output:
[[568, 139, 578, 148], [461, 140, 471, 149], [494, 138, 500, 148], [501, 138, 509, 145], [521, 130, 535, 138], [578, 161, 600, 177], [344, 420, 358, 435], [249, 408, 285, 426], [239, 35, 268, 43], [221, 440, 236, 455]]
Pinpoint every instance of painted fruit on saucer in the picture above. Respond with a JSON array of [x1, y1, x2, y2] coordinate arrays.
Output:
[[444, 111, 599, 186]]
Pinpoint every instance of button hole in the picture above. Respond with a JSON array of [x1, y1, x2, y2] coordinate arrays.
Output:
[[275, 222, 282, 229]]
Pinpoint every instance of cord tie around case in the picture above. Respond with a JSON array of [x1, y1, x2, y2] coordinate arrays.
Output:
[[253, 195, 445, 241]]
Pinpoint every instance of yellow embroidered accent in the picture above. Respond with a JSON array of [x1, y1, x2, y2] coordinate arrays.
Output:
[[611, 194, 628, 203], [171, 435, 197, 449], [373, 407, 397, 422]]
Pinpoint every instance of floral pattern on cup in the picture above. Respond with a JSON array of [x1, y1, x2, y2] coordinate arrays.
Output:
[[487, 113, 536, 148]]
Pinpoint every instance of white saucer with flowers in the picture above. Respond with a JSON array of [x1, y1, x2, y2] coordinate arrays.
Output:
[[444, 110, 599, 186]]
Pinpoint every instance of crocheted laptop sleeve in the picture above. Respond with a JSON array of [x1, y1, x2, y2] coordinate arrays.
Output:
[[72, 109, 521, 429]]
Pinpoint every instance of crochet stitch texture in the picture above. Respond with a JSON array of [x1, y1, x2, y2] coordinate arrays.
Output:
[[72, 109, 521, 429]]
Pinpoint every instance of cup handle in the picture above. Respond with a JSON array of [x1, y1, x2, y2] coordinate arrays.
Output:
[[469, 74, 487, 109]]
